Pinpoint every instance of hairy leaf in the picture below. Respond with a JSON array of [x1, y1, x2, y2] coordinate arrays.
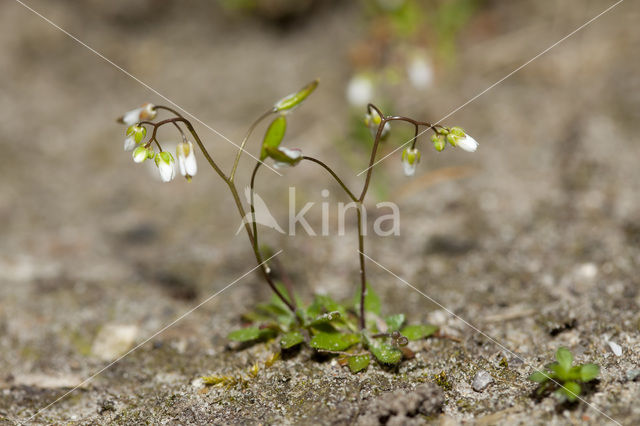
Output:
[[371, 342, 402, 364], [556, 347, 573, 371], [348, 354, 370, 373], [385, 314, 406, 332], [280, 331, 305, 349], [401, 324, 438, 341], [579, 364, 600, 382], [310, 332, 359, 351]]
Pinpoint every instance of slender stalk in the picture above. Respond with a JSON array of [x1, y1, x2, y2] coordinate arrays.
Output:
[[356, 205, 366, 330], [229, 109, 273, 182], [144, 107, 298, 315], [302, 156, 358, 202]]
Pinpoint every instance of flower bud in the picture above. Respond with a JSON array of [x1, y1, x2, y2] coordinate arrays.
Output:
[[266, 146, 302, 169], [447, 127, 478, 152], [401, 147, 421, 176], [364, 110, 390, 139], [132, 145, 149, 163], [118, 103, 157, 126], [154, 151, 176, 182], [431, 134, 445, 152], [124, 125, 146, 151], [176, 141, 197, 181]]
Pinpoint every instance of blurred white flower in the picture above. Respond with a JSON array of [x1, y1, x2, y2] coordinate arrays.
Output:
[[407, 55, 433, 90], [176, 141, 197, 180], [154, 151, 176, 182], [118, 103, 157, 126], [124, 135, 137, 152], [346, 75, 374, 107]]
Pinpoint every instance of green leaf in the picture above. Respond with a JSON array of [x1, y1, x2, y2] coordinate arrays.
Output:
[[307, 294, 345, 319], [400, 324, 438, 341], [556, 347, 573, 371], [354, 283, 381, 315], [280, 331, 305, 349], [385, 314, 406, 332], [348, 354, 370, 373], [227, 327, 262, 342], [310, 332, 359, 351], [560, 381, 581, 402], [310, 311, 341, 327], [274, 80, 319, 112], [528, 371, 549, 383], [579, 364, 600, 382], [260, 115, 287, 160], [370, 342, 402, 364]]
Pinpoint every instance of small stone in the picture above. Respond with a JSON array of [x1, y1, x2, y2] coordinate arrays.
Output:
[[472, 370, 494, 392], [606, 340, 622, 356], [625, 369, 640, 381], [91, 324, 138, 361]]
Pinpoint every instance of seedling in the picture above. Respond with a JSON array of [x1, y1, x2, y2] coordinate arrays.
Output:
[[529, 347, 600, 402], [117, 80, 477, 371]]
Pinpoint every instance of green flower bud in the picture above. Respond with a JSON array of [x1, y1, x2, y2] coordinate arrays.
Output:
[[431, 134, 445, 151], [126, 125, 146, 144]]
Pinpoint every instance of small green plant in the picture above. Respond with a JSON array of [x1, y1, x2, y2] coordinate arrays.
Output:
[[117, 80, 476, 371], [529, 347, 600, 403]]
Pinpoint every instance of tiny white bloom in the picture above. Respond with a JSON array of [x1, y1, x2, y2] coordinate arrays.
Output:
[[132, 146, 148, 163], [118, 103, 157, 126], [457, 134, 479, 152], [154, 151, 176, 182], [273, 147, 302, 169], [124, 135, 137, 151], [364, 110, 390, 138], [401, 147, 421, 176], [176, 141, 197, 179], [407, 55, 434, 90], [346, 74, 374, 107]]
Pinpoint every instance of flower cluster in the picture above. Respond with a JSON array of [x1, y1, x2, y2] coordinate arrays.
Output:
[[400, 126, 478, 177], [118, 103, 197, 183]]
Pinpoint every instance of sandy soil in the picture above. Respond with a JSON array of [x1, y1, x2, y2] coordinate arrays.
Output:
[[1, 0, 639, 424]]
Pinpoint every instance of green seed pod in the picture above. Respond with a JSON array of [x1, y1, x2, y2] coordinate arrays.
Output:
[[260, 115, 287, 161], [273, 80, 319, 112]]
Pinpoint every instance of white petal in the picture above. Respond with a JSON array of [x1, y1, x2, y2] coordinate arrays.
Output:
[[178, 155, 187, 176], [278, 147, 302, 160], [158, 162, 175, 182], [185, 151, 197, 176], [122, 108, 143, 126], [402, 159, 417, 176], [124, 136, 137, 152], [273, 161, 291, 170], [458, 134, 478, 152]]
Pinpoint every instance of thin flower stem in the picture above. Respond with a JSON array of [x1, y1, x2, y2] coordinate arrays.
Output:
[[357, 206, 366, 330], [141, 107, 298, 315], [229, 109, 274, 182], [301, 156, 358, 202]]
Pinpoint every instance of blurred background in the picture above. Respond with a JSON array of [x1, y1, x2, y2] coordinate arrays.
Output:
[[1, 0, 639, 423]]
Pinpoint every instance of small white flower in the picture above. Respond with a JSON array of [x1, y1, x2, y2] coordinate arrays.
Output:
[[457, 134, 479, 152], [401, 147, 421, 176], [272, 147, 302, 169], [118, 103, 157, 126], [124, 135, 137, 151], [346, 74, 374, 107], [154, 151, 176, 182], [364, 110, 390, 139], [176, 141, 197, 180], [407, 55, 434, 90], [132, 146, 148, 163], [447, 127, 478, 152]]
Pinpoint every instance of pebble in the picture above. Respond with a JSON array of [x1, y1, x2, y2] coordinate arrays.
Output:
[[472, 370, 494, 392], [625, 369, 640, 381], [91, 324, 138, 361], [606, 340, 622, 356]]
